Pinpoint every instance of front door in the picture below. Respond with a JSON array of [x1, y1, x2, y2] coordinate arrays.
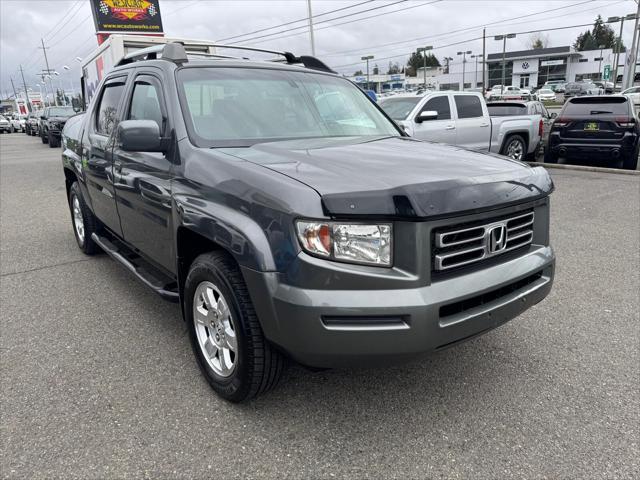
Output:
[[83, 75, 128, 236], [452, 94, 491, 151], [411, 95, 456, 145], [112, 72, 174, 272]]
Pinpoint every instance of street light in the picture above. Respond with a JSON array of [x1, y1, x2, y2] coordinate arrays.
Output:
[[598, 44, 606, 81], [457, 50, 472, 90], [361, 55, 374, 92], [494, 33, 516, 95], [470, 54, 481, 88], [608, 14, 637, 90], [417, 46, 433, 90]]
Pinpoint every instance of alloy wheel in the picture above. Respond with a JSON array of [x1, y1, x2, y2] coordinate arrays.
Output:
[[72, 195, 85, 244]]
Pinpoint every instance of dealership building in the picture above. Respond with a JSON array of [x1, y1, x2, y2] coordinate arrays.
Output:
[[349, 46, 636, 92]]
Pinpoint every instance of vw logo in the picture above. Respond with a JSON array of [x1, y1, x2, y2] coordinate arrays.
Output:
[[522, 61, 530, 70], [487, 224, 508, 254]]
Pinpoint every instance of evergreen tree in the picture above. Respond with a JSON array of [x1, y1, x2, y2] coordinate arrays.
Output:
[[574, 15, 625, 51]]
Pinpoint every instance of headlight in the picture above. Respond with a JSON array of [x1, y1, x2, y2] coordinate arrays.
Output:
[[295, 220, 392, 266]]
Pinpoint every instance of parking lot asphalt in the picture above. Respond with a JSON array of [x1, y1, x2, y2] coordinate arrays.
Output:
[[1, 133, 638, 479]]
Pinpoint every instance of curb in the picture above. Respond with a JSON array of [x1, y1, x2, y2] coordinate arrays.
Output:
[[527, 161, 640, 176]]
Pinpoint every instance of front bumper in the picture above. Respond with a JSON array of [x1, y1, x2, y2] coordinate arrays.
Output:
[[243, 246, 555, 368]]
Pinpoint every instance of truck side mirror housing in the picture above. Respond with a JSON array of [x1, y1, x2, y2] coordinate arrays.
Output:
[[415, 110, 438, 123], [118, 120, 164, 152], [550, 112, 557, 119]]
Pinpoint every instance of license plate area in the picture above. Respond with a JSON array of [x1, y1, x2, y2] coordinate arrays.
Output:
[[584, 122, 599, 131]]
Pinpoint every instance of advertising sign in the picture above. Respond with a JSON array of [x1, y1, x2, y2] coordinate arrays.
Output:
[[603, 65, 611, 80], [90, 0, 163, 34]]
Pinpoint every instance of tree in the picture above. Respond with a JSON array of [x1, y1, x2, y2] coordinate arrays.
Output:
[[387, 61, 401, 74], [353, 69, 364, 76], [573, 15, 625, 51], [372, 64, 379, 75], [528, 33, 549, 50], [406, 50, 441, 76]]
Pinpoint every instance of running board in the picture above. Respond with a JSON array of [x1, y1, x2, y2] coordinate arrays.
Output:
[[91, 233, 180, 303]]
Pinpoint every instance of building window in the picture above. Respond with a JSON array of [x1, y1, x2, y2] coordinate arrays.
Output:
[[439, 83, 460, 91], [463, 83, 472, 90], [487, 61, 513, 87], [579, 59, 588, 63], [594, 57, 603, 61]]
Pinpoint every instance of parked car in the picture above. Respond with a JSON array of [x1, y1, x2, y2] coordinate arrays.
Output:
[[61, 41, 555, 402], [487, 101, 556, 156], [537, 88, 557, 102], [546, 95, 638, 170], [621, 86, 640, 106], [0, 115, 10, 133], [39, 106, 75, 147], [487, 85, 527, 101], [380, 91, 542, 160], [564, 82, 601, 99], [25, 111, 40, 135], [9, 114, 26, 133], [543, 80, 566, 93], [593, 81, 614, 94]]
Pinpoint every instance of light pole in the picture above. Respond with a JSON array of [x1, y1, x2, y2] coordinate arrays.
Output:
[[457, 50, 472, 90], [598, 44, 606, 80], [608, 14, 637, 91], [63, 66, 75, 99], [361, 55, 374, 92], [306, 0, 316, 56], [471, 54, 481, 88], [494, 34, 516, 95], [417, 46, 433, 90]]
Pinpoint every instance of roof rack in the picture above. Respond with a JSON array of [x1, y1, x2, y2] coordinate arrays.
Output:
[[118, 42, 336, 74]]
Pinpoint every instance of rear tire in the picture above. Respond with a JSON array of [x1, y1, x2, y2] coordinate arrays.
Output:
[[41, 130, 48, 144], [68, 182, 100, 255], [48, 132, 58, 148], [185, 251, 285, 402], [622, 144, 639, 170], [501, 134, 527, 161], [544, 148, 559, 164]]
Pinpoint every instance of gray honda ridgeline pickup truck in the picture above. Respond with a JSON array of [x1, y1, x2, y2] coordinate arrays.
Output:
[[61, 43, 555, 402]]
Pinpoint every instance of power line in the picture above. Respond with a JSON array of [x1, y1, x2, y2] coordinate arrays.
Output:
[[322, 0, 598, 58], [228, 0, 416, 45], [217, 0, 375, 42], [42, 0, 83, 39], [47, 1, 87, 43]]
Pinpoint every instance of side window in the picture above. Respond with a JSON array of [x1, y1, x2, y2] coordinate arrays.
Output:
[[454, 95, 483, 119], [421, 96, 451, 120], [128, 78, 164, 131], [96, 80, 126, 136]]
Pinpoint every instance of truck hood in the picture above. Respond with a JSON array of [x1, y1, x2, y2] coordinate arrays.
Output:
[[222, 136, 553, 218]]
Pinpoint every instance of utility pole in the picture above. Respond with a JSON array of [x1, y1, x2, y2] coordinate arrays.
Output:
[[623, 4, 640, 89], [19, 65, 31, 111], [608, 14, 637, 91], [598, 45, 605, 80], [10, 77, 18, 99], [39, 38, 58, 106], [307, 0, 316, 56], [482, 28, 486, 93]]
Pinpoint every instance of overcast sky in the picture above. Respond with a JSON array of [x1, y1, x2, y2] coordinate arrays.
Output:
[[0, 0, 637, 97]]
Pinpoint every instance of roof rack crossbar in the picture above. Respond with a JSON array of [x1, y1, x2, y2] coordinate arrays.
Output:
[[119, 42, 336, 73]]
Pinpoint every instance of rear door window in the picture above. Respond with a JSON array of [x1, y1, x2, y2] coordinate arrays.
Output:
[[454, 95, 483, 119], [95, 78, 127, 136]]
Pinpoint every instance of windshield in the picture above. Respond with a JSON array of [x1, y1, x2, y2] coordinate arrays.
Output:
[[49, 107, 75, 117], [379, 97, 421, 120], [177, 67, 400, 147], [487, 104, 527, 116]]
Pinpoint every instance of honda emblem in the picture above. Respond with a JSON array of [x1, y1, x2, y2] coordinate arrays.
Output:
[[487, 224, 508, 254]]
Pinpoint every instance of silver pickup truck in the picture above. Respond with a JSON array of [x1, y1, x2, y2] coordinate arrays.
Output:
[[380, 91, 542, 160]]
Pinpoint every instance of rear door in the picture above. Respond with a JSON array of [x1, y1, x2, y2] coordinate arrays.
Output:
[[410, 94, 456, 145], [84, 75, 129, 236], [112, 71, 174, 272], [452, 94, 490, 151]]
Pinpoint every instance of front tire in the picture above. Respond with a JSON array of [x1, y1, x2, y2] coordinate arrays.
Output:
[[501, 134, 527, 161], [41, 130, 48, 144], [68, 182, 100, 255], [185, 252, 285, 402], [48, 132, 58, 148]]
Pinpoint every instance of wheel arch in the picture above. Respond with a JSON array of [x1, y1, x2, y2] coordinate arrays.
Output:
[[500, 131, 529, 155]]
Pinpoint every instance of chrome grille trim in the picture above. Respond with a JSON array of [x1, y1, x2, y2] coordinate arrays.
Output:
[[434, 211, 535, 271]]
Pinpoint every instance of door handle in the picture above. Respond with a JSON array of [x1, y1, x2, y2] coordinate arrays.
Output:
[[445, 125, 455, 130], [480, 123, 490, 127]]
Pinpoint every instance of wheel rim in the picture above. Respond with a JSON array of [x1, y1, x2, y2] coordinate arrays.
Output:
[[193, 281, 238, 377], [72, 195, 85, 244], [506, 139, 524, 160]]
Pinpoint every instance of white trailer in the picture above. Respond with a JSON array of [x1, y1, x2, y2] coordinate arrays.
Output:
[[80, 35, 220, 108]]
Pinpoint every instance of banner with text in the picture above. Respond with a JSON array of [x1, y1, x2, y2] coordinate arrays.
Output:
[[90, 0, 163, 34]]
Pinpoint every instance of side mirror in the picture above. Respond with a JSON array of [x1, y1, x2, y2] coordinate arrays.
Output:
[[415, 110, 438, 123], [118, 120, 164, 152], [550, 112, 558, 119]]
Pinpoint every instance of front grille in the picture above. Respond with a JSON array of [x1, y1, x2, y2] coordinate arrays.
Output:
[[433, 210, 534, 271]]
